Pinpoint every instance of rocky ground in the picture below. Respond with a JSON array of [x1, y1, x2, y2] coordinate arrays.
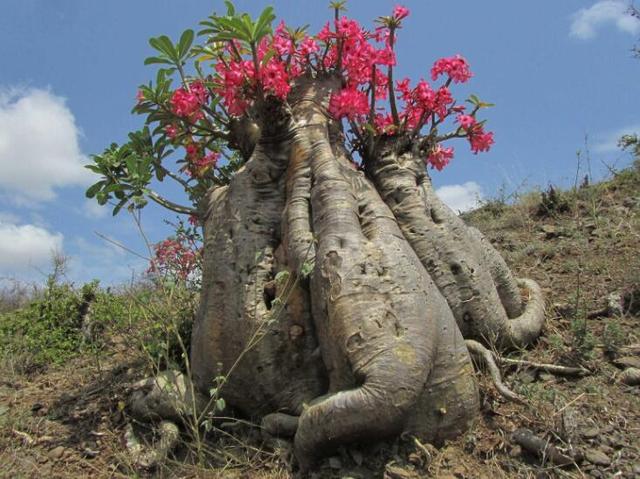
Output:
[[1, 161, 639, 478]]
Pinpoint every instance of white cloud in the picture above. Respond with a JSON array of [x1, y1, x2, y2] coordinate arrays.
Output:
[[570, 1, 639, 40], [0, 87, 92, 203], [436, 181, 483, 214], [593, 123, 640, 152], [0, 211, 20, 224], [80, 199, 109, 219], [0, 221, 63, 276]]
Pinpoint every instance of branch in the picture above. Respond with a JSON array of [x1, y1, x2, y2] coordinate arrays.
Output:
[[387, 28, 399, 126], [156, 163, 192, 191], [148, 190, 197, 215]]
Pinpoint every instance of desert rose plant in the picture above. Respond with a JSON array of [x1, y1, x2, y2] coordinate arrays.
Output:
[[87, 1, 544, 470]]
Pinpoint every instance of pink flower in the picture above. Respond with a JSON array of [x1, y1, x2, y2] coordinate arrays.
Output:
[[374, 113, 396, 134], [136, 90, 145, 103], [318, 22, 333, 42], [431, 55, 472, 83], [427, 145, 454, 170], [328, 87, 369, 120], [165, 124, 179, 139], [393, 5, 410, 21], [185, 143, 199, 158], [434, 86, 454, 118], [456, 114, 476, 129], [273, 21, 294, 56], [170, 80, 209, 120], [260, 58, 290, 99], [376, 46, 396, 66], [297, 36, 319, 57], [396, 78, 411, 101], [468, 127, 494, 154], [192, 151, 219, 176]]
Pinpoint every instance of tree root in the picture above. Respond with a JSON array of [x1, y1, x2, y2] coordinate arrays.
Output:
[[465, 340, 525, 404], [124, 421, 180, 470], [500, 358, 590, 377], [511, 428, 576, 466], [465, 339, 592, 405]]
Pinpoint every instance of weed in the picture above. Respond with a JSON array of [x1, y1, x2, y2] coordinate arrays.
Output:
[[602, 321, 627, 356]]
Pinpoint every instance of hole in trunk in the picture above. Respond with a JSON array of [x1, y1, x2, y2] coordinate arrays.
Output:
[[263, 282, 277, 310]]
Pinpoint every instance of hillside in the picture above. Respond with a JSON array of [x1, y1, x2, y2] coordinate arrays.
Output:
[[1, 159, 639, 479]]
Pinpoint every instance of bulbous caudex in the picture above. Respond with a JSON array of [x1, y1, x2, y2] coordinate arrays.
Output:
[[190, 75, 541, 472]]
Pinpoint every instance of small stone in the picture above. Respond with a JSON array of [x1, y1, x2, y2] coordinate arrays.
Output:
[[619, 367, 640, 386], [349, 449, 363, 466], [585, 449, 611, 466], [47, 446, 66, 460], [582, 427, 600, 439], [632, 463, 640, 474], [328, 456, 342, 469], [509, 445, 522, 457], [539, 372, 554, 382], [541, 224, 560, 239], [517, 369, 537, 384], [607, 292, 623, 316], [82, 448, 100, 458], [613, 356, 640, 370]]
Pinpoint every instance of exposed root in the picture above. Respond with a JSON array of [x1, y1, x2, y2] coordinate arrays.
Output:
[[511, 428, 576, 466], [500, 358, 591, 377], [261, 412, 299, 438], [465, 340, 525, 404], [124, 421, 180, 470]]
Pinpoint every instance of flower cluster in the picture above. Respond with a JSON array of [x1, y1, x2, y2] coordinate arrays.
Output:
[[329, 87, 369, 120], [170, 80, 209, 120], [148, 237, 200, 282], [156, 3, 494, 179], [468, 126, 495, 154], [431, 55, 473, 83], [323, 16, 398, 119], [427, 145, 454, 171], [180, 141, 219, 177]]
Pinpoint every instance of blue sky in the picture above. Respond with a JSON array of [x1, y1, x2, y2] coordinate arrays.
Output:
[[1, 0, 639, 286]]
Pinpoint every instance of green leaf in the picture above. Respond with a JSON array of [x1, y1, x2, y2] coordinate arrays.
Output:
[[224, 0, 235, 16], [467, 94, 481, 106], [300, 260, 314, 279], [144, 56, 173, 66], [260, 48, 277, 66], [253, 6, 275, 43], [215, 398, 226, 411], [177, 29, 194, 58], [112, 197, 129, 216], [239, 14, 255, 42], [85, 181, 105, 198], [274, 270, 290, 285]]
